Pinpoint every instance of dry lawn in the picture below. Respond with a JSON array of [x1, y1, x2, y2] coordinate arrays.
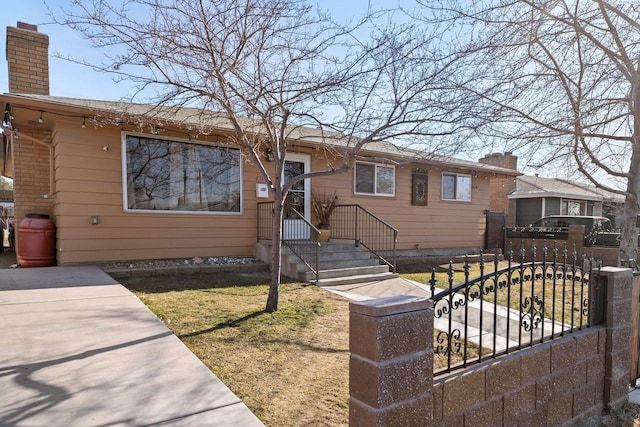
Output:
[[118, 268, 640, 427], [122, 272, 350, 427]]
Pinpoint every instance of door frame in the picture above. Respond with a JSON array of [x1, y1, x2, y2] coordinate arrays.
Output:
[[283, 153, 311, 239]]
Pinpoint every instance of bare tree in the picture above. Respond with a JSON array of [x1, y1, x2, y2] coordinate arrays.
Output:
[[415, 0, 640, 265], [56, 0, 472, 311]]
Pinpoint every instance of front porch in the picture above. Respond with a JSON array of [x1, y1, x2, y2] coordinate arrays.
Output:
[[255, 202, 398, 285]]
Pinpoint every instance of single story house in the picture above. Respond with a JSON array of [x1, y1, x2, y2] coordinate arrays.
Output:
[[2, 22, 520, 267], [510, 175, 625, 227]]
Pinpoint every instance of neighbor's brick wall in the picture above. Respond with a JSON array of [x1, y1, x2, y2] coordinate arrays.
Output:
[[349, 267, 632, 426], [6, 23, 49, 95]]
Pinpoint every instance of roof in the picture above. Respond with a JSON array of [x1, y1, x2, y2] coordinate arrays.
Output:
[[509, 175, 624, 203], [1, 93, 520, 177]]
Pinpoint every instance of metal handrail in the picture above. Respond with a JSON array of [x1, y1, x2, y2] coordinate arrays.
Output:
[[257, 202, 273, 241], [257, 201, 397, 277], [256, 201, 320, 283], [330, 204, 398, 272], [282, 203, 320, 284]]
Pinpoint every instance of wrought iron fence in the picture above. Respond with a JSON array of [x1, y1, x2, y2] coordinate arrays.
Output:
[[257, 202, 273, 241], [281, 203, 320, 283], [330, 204, 398, 272], [431, 243, 603, 376], [256, 201, 320, 282]]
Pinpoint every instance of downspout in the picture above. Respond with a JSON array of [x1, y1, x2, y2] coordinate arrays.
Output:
[[12, 130, 54, 198]]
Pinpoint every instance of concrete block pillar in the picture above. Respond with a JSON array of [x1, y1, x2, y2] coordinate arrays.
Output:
[[349, 295, 434, 426], [600, 267, 633, 410]]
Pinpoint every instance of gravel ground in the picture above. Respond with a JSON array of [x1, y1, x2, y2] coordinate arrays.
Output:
[[96, 256, 264, 271], [0, 251, 264, 272]]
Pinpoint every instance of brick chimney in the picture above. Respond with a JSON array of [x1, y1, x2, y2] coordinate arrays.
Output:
[[6, 22, 49, 95], [479, 152, 518, 170], [479, 152, 518, 225]]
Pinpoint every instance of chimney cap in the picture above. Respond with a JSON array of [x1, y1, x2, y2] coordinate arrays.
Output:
[[16, 22, 38, 32]]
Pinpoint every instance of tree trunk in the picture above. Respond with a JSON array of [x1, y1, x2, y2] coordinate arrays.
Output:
[[620, 154, 640, 266], [619, 78, 640, 267], [266, 200, 284, 312]]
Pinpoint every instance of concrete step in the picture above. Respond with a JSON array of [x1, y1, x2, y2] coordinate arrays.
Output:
[[281, 242, 364, 255], [282, 250, 372, 263], [316, 272, 400, 287], [299, 264, 390, 282], [285, 256, 380, 273]]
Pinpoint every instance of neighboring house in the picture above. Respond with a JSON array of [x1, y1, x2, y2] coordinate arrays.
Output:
[[1, 22, 519, 266], [480, 152, 625, 227], [510, 175, 625, 227]]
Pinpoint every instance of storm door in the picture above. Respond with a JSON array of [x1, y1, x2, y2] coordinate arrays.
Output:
[[283, 153, 311, 240]]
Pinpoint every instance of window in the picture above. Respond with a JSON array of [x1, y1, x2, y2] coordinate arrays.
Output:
[[354, 162, 395, 196], [442, 173, 471, 201], [561, 199, 586, 216], [124, 134, 241, 213]]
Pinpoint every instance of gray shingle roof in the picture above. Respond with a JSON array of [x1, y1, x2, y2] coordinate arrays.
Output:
[[2, 93, 520, 176], [511, 175, 624, 202]]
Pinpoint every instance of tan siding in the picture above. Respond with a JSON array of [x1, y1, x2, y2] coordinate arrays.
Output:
[[56, 167, 122, 182], [55, 210, 255, 227], [56, 192, 123, 205], [61, 236, 255, 251], [53, 122, 260, 264], [58, 225, 255, 240], [309, 157, 491, 251], [48, 120, 495, 264]]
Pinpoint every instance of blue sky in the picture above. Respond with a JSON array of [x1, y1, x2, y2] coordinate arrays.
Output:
[[1, 0, 381, 101], [1, 0, 127, 100]]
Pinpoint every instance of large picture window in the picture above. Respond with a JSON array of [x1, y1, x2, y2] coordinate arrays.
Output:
[[354, 162, 395, 196], [442, 173, 471, 201], [124, 135, 241, 213]]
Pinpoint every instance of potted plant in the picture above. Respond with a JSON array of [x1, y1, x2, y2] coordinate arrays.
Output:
[[311, 191, 339, 242]]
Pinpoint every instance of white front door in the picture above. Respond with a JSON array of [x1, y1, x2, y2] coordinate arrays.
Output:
[[283, 153, 311, 240]]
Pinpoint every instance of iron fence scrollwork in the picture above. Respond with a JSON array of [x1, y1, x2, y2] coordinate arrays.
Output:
[[431, 242, 602, 376]]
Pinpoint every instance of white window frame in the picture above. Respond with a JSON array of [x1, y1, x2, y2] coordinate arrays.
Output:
[[441, 172, 472, 202], [560, 199, 586, 216], [354, 161, 395, 197], [121, 132, 243, 215]]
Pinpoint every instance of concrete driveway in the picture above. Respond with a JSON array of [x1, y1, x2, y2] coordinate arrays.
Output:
[[0, 266, 263, 426]]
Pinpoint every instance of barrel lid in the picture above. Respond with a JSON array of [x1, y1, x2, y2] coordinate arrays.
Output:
[[26, 214, 50, 219]]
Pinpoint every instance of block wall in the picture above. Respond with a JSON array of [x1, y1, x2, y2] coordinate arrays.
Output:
[[349, 267, 632, 426]]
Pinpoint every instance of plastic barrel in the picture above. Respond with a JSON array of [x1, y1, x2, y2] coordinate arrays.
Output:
[[17, 214, 56, 267]]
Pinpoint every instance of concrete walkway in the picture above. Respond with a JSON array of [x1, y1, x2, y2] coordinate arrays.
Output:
[[0, 266, 263, 426], [319, 275, 432, 301]]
